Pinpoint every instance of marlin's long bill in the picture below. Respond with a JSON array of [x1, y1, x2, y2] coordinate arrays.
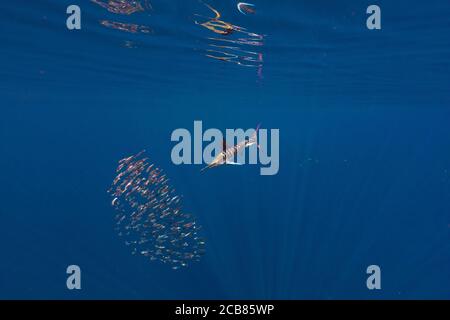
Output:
[[200, 165, 211, 172], [201, 159, 222, 172], [201, 160, 241, 172]]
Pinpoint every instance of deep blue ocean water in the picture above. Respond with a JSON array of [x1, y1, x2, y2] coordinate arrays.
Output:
[[1, 0, 450, 299]]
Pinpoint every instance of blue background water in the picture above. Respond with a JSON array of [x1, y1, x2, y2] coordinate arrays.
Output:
[[1, 0, 450, 299]]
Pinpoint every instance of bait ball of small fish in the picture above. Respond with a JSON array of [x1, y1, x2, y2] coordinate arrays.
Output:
[[108, 151, 205, 270]]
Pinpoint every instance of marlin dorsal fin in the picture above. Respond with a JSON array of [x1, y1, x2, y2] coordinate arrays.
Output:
[[222, 139, 228, 161], [222, 139, 228, 152]]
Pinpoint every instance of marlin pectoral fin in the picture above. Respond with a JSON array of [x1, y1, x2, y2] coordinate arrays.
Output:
[[226, 161, 243, 165]]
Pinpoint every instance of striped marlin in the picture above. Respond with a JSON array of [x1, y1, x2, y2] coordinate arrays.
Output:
[[201, 124, 261, 172]]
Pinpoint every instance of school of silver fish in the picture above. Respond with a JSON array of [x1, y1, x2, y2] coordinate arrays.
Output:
[[108, 151, 205, 270]]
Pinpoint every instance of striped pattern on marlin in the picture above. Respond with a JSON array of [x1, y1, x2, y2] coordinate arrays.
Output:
[[201, 124, 261, 172]]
